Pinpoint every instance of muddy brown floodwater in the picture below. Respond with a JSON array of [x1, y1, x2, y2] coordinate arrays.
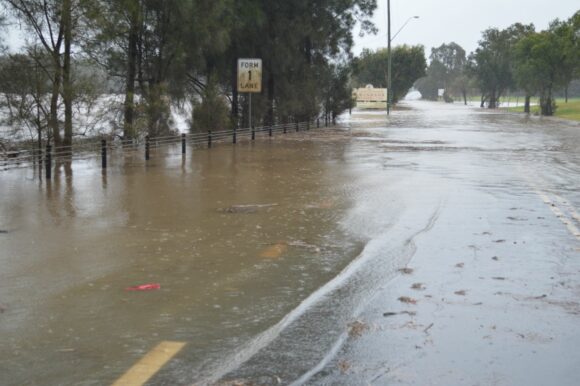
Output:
[[1, 101, 580, 386]]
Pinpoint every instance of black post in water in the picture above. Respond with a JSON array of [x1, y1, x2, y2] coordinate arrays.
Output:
[[269, 125, 273, 137], [181, 133, 186, 155], [145, 135, 150, 160], [283, 124, 287, 134], [45, 144, 52, 180], [296, 122, 299, 132], [307, 121, 310, 131], [208, 130, 212, 148], [101, 139, 107, 169], [251, 126, 255, 140], [317, 118, 320, 128], [233, 128, 237, 144]]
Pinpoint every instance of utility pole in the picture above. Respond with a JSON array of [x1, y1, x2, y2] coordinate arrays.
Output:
[[387, 0, 392, 116]]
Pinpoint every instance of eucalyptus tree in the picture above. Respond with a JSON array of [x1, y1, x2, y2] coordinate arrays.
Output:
[[3, 0, 80, 148], [0, 50, 51, 146], [469, 23, 534, 108], [224, 0, 377, 126], [514, 28, 571, 116], [549, 11, 580, 103], [353, 45, 426, 103]]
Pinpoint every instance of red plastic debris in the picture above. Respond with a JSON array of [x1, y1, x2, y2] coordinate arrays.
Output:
[[125, 283, 161, 291]]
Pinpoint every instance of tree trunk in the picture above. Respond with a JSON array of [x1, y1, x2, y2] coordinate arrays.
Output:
[[540, 87, 554, 116], [62, 0, 73, 153], [565, 85, 568, 103], [488, 90, 497, 109], [267, 69, 275, 126], [50, 52, 62, 148], [124, 7, 140, 140], [524, 95, 531, 114], [462, 89, 467, 105]]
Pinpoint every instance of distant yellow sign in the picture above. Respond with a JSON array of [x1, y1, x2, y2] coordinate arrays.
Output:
[[353, 86, 387, 109], [237, 58, 262, 93]]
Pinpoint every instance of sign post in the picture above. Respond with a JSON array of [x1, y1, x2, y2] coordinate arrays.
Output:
[[237, 58, 262, 129]]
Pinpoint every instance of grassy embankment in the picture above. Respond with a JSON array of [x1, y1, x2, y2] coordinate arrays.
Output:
[[503, 98, 580, 122]]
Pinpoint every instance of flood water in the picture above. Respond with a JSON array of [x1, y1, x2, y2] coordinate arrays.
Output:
[[1, 101, 579, 385]]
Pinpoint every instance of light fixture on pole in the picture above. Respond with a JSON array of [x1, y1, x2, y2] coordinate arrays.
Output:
[[387, 12, 420, 116]]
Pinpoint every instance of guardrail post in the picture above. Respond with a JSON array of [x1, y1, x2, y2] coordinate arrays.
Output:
[[145, 135, 150, 160], [101, 139, 107, 169], [181, 133, 186, 155], [45, 143, 52, 180], [233, 128, 237, 144], [317, 118, 320, 128], [296, 122, 299, 132], [208, 130, 212, 148], [283, 124, 287, 134], [269, 125, 273, 137], [307, 121, 310, 131], [252, 126, 255, 140]]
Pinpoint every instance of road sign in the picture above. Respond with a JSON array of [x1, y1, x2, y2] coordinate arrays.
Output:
[[237, 58, 262, 93], [353, 86, 387, 109]]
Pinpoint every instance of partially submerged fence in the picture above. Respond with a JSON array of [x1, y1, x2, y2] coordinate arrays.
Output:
[[1, 119, 327, 179]]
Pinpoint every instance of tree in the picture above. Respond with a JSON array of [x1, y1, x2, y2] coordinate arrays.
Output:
[[430, 42, 466, 86], [514, 30, 568, 116], [320, 62, 355, 122], [353, 45, 426, 103], [415, 42, 469, 103], [550, 11, 580, 103], [469, 23, 534, 108], [222, 0, 377, 126], [0, 51, 51, 148], [3, 0, 82, 149]]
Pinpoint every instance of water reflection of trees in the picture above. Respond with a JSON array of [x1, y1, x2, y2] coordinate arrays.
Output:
[[45, 160, 76, 221]]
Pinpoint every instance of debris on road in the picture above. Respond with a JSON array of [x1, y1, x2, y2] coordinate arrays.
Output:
[[398, 296, 417, 304], [398, 267, 414, 275], [218, 203, 279, 214], [411, 283, 425, 290], [348, 320, 369, 338], [125, 283, 161, 291]]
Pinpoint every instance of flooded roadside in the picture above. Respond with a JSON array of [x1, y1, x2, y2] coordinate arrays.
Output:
[[0, 137, 366, 385]]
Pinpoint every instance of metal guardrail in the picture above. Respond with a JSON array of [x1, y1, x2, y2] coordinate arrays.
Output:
[[1, 119, 327, 178]]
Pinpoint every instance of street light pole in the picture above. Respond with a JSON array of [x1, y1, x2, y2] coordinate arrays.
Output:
[[387, 0, 392, 116], [387, 12, 419, 116]]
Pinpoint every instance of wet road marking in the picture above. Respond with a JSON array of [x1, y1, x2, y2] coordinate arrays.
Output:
[[111, 341, 186, 386], [537, 192, 580, 240], [260, 242, 288, 259]]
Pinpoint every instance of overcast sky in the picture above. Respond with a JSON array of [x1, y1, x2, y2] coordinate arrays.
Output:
[[354, 0, 579, 57]]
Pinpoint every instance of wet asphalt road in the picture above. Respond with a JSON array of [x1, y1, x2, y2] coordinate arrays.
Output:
[[0, 101, 579, 385]]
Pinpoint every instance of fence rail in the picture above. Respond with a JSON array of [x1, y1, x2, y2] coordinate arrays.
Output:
[[1, 119, 326, 178]]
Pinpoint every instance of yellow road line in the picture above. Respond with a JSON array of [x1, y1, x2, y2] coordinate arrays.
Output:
[[112, 341, 186, 386], [553, 194, 580, 223], [537, 192, 580, 240], [260, 242, 288, 259]]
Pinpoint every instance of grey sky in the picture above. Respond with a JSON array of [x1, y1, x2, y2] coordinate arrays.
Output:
[[355, 0, 579, 57]]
